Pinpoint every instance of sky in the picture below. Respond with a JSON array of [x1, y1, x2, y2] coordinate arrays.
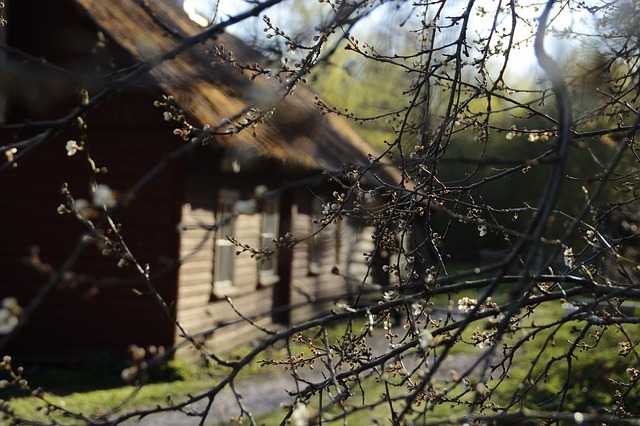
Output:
[[182, 0, 595, 85]]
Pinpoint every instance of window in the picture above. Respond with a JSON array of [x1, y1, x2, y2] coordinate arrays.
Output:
[[213, 189, 238, 289], [309, 197, 323, 275], [259, 197, 279, 285]]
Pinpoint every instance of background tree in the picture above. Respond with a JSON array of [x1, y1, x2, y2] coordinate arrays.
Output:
[[1, 0, 640, 424]]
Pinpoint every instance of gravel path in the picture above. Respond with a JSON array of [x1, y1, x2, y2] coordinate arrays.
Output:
[[119, 326, 479, 425], [120, 372, 317, 425]]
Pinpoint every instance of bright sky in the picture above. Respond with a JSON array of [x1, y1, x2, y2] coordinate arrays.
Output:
[[184, 0, 593, 82]]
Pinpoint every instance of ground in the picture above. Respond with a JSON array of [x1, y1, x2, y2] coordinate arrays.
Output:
[[118, 323, 479, 425]]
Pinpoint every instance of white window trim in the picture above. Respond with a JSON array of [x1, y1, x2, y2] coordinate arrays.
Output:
[[309, 197, 323, 276], [213, 189, 239, 294], [259, 197, 280, 286]]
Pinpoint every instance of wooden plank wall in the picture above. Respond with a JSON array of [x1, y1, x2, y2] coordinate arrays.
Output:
[[175, 169, 274, 359], [289, 191, 350, 324], [228, 213, 262, 290], [174, 182, 372, 359], [345, 225, 377, 289]]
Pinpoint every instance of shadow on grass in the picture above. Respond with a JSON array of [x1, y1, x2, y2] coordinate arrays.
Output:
[[0, 351, 186, 399]]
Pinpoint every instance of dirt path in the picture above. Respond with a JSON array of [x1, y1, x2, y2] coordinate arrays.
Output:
[[120, 327, 479, 425]]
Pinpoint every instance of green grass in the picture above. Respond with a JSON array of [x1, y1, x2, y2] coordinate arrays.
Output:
[[226, 301, 640, 424], [0, 342, 280, 424], [0, 319, 374, 424], [241, 374, 476, 425], [5, 290, 637, 425], [0, 359, 208, 423], [488, 302, 640, 414], [7, 378, 216, 424]]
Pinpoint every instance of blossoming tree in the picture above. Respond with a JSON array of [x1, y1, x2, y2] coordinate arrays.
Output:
[[1, 0, 640, 424]]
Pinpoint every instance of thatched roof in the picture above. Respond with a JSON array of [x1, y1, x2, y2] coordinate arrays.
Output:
[[72, 0, 398, 181]]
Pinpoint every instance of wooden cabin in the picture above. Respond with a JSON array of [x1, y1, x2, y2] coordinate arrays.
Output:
[[0, 0, 395, 361]]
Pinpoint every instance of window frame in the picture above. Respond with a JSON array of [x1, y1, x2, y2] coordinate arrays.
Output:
[[309, 197, 324, 276], [213, 188, 239, 292], [258, 197, 280, 286]]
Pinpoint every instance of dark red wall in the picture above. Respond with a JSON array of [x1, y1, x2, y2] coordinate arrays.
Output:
[[1, 91, 185, 361], [0, 0, 185, 361], [0, 94, 183, 359]]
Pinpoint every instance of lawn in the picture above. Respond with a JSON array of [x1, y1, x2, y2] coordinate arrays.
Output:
[[0, 342, 273, 424], [3, 294, 638, 425]]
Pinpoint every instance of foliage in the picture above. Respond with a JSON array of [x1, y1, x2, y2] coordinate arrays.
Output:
[[2, 0, 640, 425]]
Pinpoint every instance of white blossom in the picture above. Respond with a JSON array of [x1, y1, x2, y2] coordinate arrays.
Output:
[[364, 191, 375, 204], [0, 298, 20, 335], [2, 298, 19, 311], [93, 184, 116, 208], [291, 402, 309, 426], [0, 309, 18, 334], [458, 297, 477, 313], [383, 291, 396, 301], [563, 246, 575, 268], [419, 329, 434, 350], [120, 366, 138, 382], [4, 148, 17, 162], [66, 140, 79, 156], [412, 302, 423, 317], [73, 199, 92, 218], [478, 225, 487, 237]]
